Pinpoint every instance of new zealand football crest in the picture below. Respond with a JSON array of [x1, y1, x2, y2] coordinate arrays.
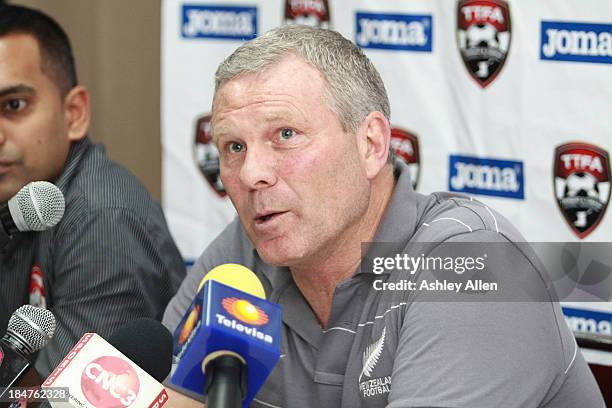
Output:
[[358, 327, 391, 400], [194, 114, 226, 197], [554, 142, 611, 239], [457, 0, 511, 88], [284, 0, 331, 28], [390, 127, 420, 189]]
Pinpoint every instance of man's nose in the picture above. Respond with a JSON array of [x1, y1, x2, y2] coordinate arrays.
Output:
[[239, 145, 278, 190]]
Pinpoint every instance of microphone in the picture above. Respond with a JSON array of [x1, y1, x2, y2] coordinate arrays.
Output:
[[0, 181, 65, 247], [170, 264, 281, 408], [42, 319, 173, 408], [0, 305, 57, 399], [108, 318, 173, 382]]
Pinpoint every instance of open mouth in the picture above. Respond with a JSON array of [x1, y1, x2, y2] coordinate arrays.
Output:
[[255, 211, 287, 225]]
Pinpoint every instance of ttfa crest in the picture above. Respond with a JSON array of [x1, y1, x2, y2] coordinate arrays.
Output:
[[284, 0, 331, 28], [457, 0, 511, 88], [554, 142, 611, 239], [390, 127, 420, 190], [194, 114, 226, 197]]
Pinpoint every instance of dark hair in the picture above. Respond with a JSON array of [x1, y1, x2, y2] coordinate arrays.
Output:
[[0, 4, 77, 97]]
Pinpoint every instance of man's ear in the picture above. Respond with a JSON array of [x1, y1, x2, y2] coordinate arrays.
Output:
[[361, 111, 391, 180], [63, 85, 90, 141]]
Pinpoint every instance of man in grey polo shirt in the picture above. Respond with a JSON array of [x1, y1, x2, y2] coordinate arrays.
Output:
[[163, 25, 604, 407]]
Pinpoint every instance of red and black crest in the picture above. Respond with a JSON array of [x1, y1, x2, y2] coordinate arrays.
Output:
[[390, 127, 420, 190], [457, 0, 511, 88], [554, 142, 611, 239], [284, 0, 331, 28], [194, 114, 226, 197], [29, 264, 46, 308]]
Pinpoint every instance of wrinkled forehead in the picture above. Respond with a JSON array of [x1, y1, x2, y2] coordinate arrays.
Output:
[[215, 55, 326, 106], [211, 56, 329, 135]]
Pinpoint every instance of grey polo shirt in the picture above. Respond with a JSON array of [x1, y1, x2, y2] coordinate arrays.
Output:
[[163, 162, 604, 408]]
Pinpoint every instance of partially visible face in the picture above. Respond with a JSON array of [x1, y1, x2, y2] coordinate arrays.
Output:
[[0, 34, 73, 201], [212, 55, 371, 266]]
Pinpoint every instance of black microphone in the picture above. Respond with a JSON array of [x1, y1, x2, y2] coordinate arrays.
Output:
[[0, 181, 65, 247], [0, 305, 56, 399], [107, 318, 173, 382]]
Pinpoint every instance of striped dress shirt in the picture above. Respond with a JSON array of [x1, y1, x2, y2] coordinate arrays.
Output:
[[0, 137, 186, 376]]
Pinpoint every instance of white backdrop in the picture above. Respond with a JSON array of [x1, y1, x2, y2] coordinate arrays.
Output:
[[161, 0, 612, 352]]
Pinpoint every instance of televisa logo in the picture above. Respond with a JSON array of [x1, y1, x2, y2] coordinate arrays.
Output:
[[222, 297, 269, 326], [215, 313, 274, 344], [181, 4, 257, 40], [355, 12, 432, 52], [541, 21, 612, 64], [449, 154, 524, 199]]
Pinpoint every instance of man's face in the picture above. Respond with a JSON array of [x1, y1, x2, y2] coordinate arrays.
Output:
[[213, 55, 371, 266], [0, 34, 73, 201]]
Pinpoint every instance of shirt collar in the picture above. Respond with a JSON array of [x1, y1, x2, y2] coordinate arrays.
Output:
[[54, 137, 92, 196], [251, 160, 422, 345], [358, 159, 421, 275]]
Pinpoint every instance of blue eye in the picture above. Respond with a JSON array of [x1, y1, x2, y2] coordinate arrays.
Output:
[[229, 142, 245, 153], [279, 128, 295, 140]]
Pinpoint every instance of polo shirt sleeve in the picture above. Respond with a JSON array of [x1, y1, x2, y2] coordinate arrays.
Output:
[[162, 217, 244, 334], [386, 230, 604, 408], [162, 254, 208, 334]]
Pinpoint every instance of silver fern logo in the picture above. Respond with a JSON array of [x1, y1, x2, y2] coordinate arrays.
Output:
[[359, 327, 386, 382], [358, 327, 391, 398]]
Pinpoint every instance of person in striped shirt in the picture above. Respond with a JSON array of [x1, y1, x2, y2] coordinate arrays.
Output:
[[0, 4, 186, 376]]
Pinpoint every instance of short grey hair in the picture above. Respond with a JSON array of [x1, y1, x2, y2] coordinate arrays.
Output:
[[213, 25, 390, 134]]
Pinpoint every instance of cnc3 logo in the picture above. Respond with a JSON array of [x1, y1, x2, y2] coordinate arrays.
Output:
[[222, 297, 269, 326], [81, 356, 140, 408]]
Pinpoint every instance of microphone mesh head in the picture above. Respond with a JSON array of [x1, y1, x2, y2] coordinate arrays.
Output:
[[6, 305, 56, 353], [13, 181, 65, 231]]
